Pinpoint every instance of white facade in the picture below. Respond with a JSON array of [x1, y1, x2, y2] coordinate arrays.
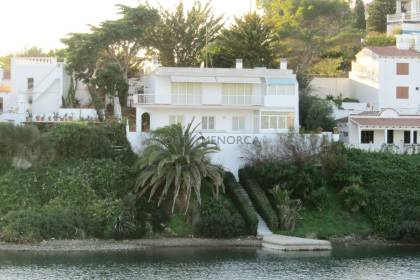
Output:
[[133, 65, 299, 135], [128, 62, 300, 174], [0, 57, 95, 124], [348, 109, 420, 153], [349, 45, 420, 114]]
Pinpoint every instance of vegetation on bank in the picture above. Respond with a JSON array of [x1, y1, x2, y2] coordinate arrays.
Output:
[[241, 134, 420, 242], [0, 123, 251, 242]]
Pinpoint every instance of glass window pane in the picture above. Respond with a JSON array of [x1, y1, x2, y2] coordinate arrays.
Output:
[[239, 117, 245, 130], [209, 117, 215, 129], [261, 116, 269, 129], [202, 117, 207, 129], [269, 116, 277, 129]]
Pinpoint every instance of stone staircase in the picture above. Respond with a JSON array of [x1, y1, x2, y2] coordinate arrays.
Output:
[[237, 185, 272, 236]]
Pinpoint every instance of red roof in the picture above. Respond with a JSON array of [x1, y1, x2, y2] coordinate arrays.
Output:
[[366, 46, 420, 58], [0, 84, 11, 93], [352, 118, 420, 127]]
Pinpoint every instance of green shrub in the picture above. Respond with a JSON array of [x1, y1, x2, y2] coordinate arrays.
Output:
[[270, 186, 302, 231], [197, 199, 246, 238], [239, 168, 279, 231], [42, 124, 113, 160], [224, 172, 258, 235], [0, 123, 54, 168], [395, 221, 420, 242], [0, 159, 154, 242], [167, 214, 193, 237], [341, 184, 368, 213], [309, 186, 329, 210]]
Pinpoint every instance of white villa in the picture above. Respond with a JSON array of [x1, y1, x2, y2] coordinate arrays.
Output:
[[131, 59, 299, 135], [0, 57, 95, 124], [387, 0, 420, 35]]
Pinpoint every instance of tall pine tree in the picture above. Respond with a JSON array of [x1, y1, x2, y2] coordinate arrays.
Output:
[[367, 0, 395, 33], [354, 0, 366, 30]]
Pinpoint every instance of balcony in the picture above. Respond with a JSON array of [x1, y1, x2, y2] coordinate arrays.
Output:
[[134, 94, 155, 105], [132, 93, 264, 106], [387, 12, 420, 23], [222, 94, 262, 106]]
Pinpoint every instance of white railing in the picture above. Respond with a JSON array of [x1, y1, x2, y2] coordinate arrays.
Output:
[[14, 57, 57, 65], [222, 94, 262, 106], [387, 12, 420, 22], [172, 93, 202, 105], [135, 94, 155, 105]]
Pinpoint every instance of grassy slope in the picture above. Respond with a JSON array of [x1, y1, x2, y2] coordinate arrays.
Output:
[[278, 195, 373, 239]]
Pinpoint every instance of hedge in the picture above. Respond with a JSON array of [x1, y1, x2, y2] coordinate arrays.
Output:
[[224, 172, 258, 235], [238, 168, 279, 231]]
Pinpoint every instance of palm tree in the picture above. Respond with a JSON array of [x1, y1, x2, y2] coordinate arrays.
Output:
[[135, 120, 224, 213]]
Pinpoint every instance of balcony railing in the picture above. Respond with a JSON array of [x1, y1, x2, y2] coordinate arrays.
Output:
[[132, 93, 264, 106], [14, 57, 58, 65], [222, 94, 262, 106], [387, 12, 420, 23], [135, 94, 155, 105]]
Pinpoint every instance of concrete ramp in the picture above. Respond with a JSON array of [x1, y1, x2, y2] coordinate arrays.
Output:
[[262, 234, 332, 251]]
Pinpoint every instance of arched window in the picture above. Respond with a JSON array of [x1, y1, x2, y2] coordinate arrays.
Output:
[[141, 113, 150, 132]]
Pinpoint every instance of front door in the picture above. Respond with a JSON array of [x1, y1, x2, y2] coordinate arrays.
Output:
[[387, 130, 394, 144]]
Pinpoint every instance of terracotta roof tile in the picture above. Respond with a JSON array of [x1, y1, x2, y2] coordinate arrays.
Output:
[[352, 118, 420, 127], [366, 46, 420, 58]]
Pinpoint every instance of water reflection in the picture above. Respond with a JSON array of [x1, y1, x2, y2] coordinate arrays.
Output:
[[0, 246, 419, 280]]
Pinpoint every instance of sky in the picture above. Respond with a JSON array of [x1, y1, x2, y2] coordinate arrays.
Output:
[[0, 0, 255, 56]]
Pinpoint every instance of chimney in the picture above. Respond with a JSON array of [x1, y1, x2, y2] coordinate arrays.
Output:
[[280, 58, 288, 70], [236, 59, 243, 69]]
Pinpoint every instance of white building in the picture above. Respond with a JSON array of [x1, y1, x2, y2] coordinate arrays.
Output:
[[132, 60, 299, 135], [320, 33, 420, 151], [387, 0, 420, 35], [127, 59, 300, 174], [0, 57, 96, 124], [348, 108, 420, 152]]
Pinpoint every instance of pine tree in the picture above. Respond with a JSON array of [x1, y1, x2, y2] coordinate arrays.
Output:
[[354, 0, 366, 30], [367, 0, 395, 33]]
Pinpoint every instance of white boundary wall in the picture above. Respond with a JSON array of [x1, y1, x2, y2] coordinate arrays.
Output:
[[126, 127, 338, 177]]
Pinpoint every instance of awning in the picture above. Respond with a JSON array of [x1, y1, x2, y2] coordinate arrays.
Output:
[[266, 78, 296, 86], [351, 117, 420, 128], [216, 77, 261, 84], [171, 76, 217, 83]]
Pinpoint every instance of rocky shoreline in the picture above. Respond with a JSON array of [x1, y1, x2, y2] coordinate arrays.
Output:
[[1, 236, 418, 253], [0, 238, 261, 252]]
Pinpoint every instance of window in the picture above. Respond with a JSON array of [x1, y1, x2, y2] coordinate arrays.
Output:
[[267, 85, 295, 96], [361, 131, 374, 144], [260, 112, 295, 130], [27, 78, 34, 90], [202, 116, 215, 130], [404, 131, 411, 144], [387, 130, 394, 144], [171, 83, 202, 105], [396, 86, 409, 99], [232, 116, 245, 131], [0, 97, 3, 113], [222, 84, 252, 105], [415, 131, 418, 144], [169, 115, 184, 125], [396, 63, 409, 75]]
